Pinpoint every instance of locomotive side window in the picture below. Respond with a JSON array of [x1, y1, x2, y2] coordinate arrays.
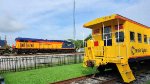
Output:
[[115, 32, 124, 42], [144, 35, 147, 44], [130, 32, 135, 42], [138, 33, 142, 43]]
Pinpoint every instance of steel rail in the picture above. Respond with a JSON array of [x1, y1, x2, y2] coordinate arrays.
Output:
[[51, 75, 92, 84]]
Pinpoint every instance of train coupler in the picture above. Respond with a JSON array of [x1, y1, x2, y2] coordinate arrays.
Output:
[[86, 60, 95, 68]]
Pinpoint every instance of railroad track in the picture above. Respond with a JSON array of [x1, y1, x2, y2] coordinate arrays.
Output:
[[51, 70, 118, 84], [51, 75, 92, 84], [132, 64, 150, 84], [71, 76, 117, 84], [133, 71, 150, 84], [71, 72, 118, 84], [51, 75, 117, 84], [51, 62, 150, 84], [51, 70, 150, 84]]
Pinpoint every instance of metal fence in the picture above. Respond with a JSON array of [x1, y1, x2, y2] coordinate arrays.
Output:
[[0, 54, 84, 74]]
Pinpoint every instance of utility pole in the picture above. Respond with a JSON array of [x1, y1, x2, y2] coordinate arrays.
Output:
[[73, 0, 76, 41], [5, 35, 7, 48], [5, 35, 6, 41], [73, 0, 76, 49]]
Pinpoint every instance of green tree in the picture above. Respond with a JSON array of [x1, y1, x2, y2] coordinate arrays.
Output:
[[84, 34, 92, 41], [67, 34, 92, 50], [67, 39, 83, 50]]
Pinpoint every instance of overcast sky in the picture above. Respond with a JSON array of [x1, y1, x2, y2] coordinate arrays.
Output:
[[0, 0, 150, 45]]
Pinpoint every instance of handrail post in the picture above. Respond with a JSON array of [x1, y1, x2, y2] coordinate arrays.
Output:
[[117, 19, 120, 57], [105, 36, 108, 61], [102, 23, 105, 40], [106, 36, 108, 46]]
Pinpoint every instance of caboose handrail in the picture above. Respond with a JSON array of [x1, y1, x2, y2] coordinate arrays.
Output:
[[106, 36, 108, 46], [102, 23, 104, 40], [92, 32, 115, 36], [117, 19, 121, 57]]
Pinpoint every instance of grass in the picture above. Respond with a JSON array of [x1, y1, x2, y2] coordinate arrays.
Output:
[[146, 80, 150, 84], [2, 63, 96, 84]]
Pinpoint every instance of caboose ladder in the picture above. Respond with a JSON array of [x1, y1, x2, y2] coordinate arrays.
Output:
[[116, 63, 135, 83]]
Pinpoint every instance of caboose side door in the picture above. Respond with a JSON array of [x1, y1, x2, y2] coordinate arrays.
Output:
[[102, 26, 112, 46]]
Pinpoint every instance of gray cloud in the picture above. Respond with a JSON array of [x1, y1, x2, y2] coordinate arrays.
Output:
[[119, 0, 150, 26], [0, 14, 25, 32]]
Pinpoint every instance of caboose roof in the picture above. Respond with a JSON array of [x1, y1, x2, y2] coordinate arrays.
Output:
[[83, 14, 150, 29]]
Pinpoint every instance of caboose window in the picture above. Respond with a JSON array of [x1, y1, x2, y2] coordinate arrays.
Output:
[[102, 27, 111, 40], [130, 32, 135, 42], [144, 35, 147, 43], [115, 32, 124, 42], [138, 33, 142, 43]]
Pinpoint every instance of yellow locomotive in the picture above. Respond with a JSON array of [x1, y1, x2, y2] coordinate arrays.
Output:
[[14, 38, 75, 54], [83, 14, 150, 83]]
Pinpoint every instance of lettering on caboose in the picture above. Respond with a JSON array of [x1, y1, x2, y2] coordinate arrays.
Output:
[[131, 46, 147, 55]]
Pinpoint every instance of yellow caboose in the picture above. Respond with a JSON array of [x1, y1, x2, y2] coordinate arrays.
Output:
[[83, 14, 150, 83]]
